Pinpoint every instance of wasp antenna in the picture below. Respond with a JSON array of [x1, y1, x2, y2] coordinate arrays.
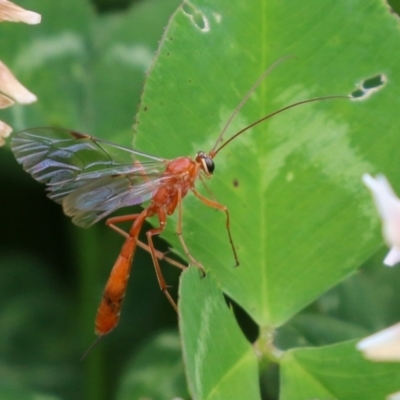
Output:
[[212, 95, 350, 157], [210, 55, 295, 155], [81, 335, 104, 361]]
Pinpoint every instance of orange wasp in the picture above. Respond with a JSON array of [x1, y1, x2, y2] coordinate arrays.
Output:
[[10, 58, 347, 352]]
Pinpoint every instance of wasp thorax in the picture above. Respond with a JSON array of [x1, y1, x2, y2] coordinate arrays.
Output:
[[196, 151, 215, 175]]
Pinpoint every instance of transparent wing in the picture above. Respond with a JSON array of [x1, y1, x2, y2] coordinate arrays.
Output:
[[11, 127, 166, 184], [11, 127, 171, 227], [62, 173, 173, 227]]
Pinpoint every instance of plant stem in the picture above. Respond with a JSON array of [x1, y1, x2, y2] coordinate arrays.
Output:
[[71, 225, 106, 400], [254, 325, 283, 372]]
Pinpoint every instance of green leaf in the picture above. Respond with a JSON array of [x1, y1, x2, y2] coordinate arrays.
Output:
[[280, 340, 400, 400], [179, 267, 260, 400], [134, 0, 400, 327]]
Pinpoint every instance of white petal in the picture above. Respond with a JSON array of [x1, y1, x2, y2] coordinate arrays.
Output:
[[0, 0, 41, 24], [387, 391, 400, 400], [384, 247, 400, 267], [357, 322, 400, 361], [0, 60, 37, 103], [363, 174, 400, 247], [0, 92, 13, 108], [0, 119, 11, 146]]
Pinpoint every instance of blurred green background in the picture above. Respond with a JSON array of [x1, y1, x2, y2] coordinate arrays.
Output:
[[0, 0, 187, 399], [2, 0, 400, 400]]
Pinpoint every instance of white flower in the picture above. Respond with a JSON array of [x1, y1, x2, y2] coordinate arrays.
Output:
[[0, 119, 11, 146], [357, 322, 400, 361], [357, 323, 400, 399], [0, 91, 13, 142], [362, 174, 400, 266], [0, 1, 40, 145], [0, 60, 37, 104], [0, 0, 41, 24]]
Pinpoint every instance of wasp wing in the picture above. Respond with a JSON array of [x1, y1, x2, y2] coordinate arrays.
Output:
[[11, 127, 166, 184], [11, 127, 171, 227], [61, 173, 174, 227]]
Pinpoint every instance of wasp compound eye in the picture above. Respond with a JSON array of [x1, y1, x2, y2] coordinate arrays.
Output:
[[204, 157, 215, 174], [196, 151, 215, 174]]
